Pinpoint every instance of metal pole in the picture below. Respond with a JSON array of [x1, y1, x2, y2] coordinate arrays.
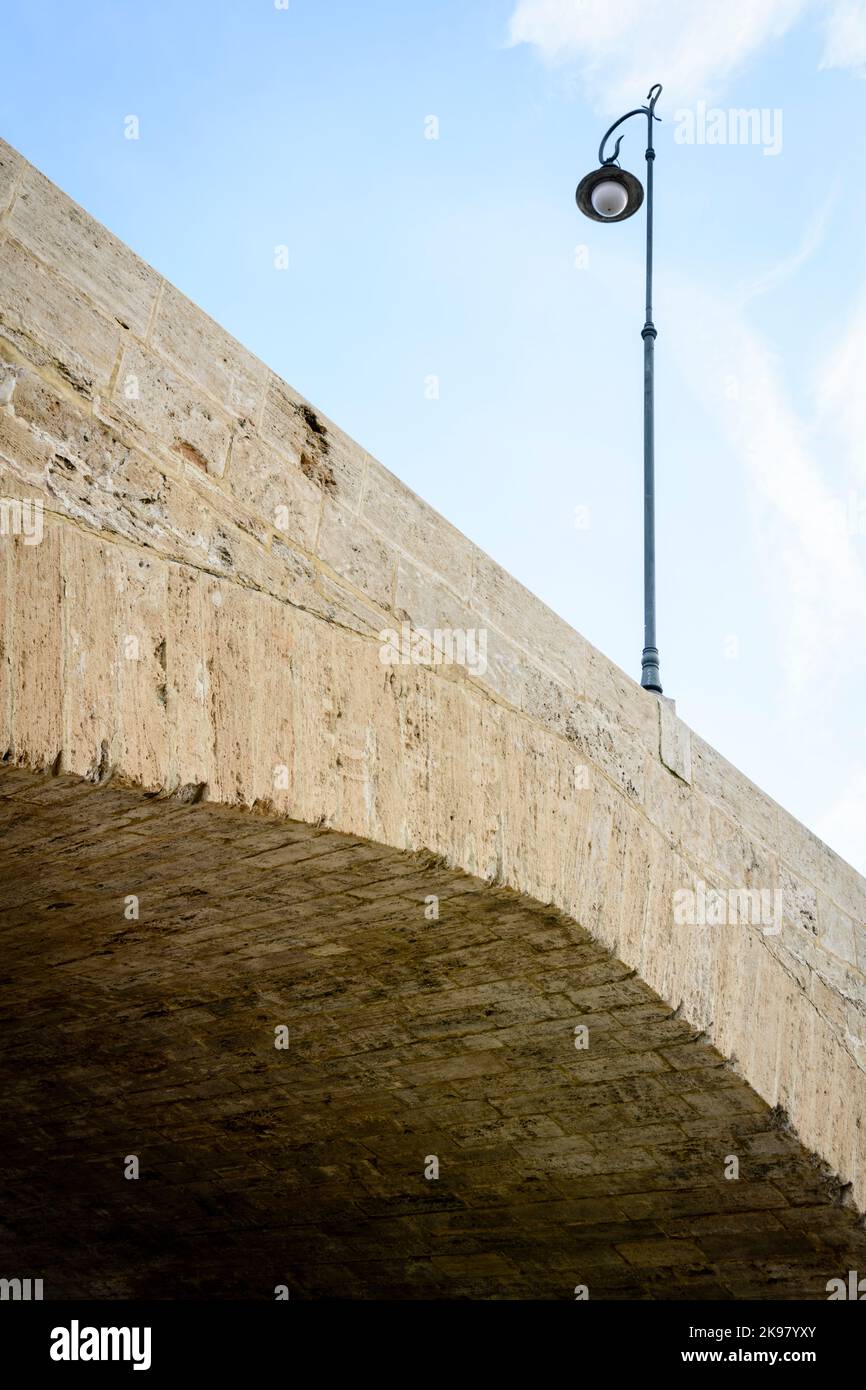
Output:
[[640, 86, 662, 692], [592, 84, 664, 693]]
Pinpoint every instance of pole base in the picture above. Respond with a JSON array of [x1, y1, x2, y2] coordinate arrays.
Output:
[[641, 647, 662, 694]]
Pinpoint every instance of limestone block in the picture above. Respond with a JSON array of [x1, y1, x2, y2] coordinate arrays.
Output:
[[226, 421, 322, 551], [845, 1002, 866, 1070], [177, 501, 320, 613], [0, 140, 20, 214], [317, 498, 396, 609], [5, 155, 160, 336], [0, 409, 55, 485], [109, 342, 232, 477], [500, 714, 593, 908], [59, 528, 123, 779], [164, 566, 211, 791], [809, 972, 855, 1037], [514, 661, 584, 744], [564, 698, 647, 806], [3, 515, 63, 768], [706, 804, 777, 891], [3, 383, 308, 613], [778, 804, 866, 927], [195, 575, 258, 807], [151, 281, 269, 418], [182, 461, 271, 548], [763, 927, 813, 992], [658, 695, 692, 784], [581, 642, 660, 753], [316, 574, 392, 641], [9, 366, 164, 484], [470, 546, 587, 696], [691, 733, 779, 850], [0, 236, 121, 398], [113, 544, 170, 790], [642, 750, 689, 850], [817, 892, 859, 967], [313, 613, 409, 850], [362, 457, 473, 600], [394, 557, 494, 672], [604, 797, 657, 966], [260, 376, 366, 511], [572, 778, 616, 940], [397, 558, 630, 801], [780, 863, 819, 937]]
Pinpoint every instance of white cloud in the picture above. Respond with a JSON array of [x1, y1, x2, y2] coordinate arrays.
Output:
[[663, 256, 866, 867], [814, 291, 866, 479], [665, 268, 866, 696], [820, 0, 866, 73], [738, 199, 831, 305], [507, 0, 861, 109]]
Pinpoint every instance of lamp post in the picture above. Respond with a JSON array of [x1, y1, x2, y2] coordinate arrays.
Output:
[[576, 82, 664, 695]]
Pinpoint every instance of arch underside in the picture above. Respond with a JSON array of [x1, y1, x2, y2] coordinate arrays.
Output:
[[1, 766, 863, 1301]]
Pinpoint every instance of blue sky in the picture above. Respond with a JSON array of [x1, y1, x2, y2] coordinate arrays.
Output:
[[3, 0, 866, 870]]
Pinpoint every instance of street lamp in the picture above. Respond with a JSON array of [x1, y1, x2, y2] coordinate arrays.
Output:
[[576, 82, 663, 695]]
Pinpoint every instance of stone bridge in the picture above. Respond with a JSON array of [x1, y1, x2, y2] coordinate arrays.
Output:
[[1, 137, 864, 1299]]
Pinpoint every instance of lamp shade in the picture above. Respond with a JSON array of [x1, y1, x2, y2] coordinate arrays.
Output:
[[575, 165, 644, 223]]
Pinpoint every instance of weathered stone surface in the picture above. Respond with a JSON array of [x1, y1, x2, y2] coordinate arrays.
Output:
[[0, 234, 121, 398], [317, 497, 396, 608], [2, 519, 63, 768], [395, 559, 485, 662], [109, 341, 233, 477], [3, 144, 160, 337], [151, 280, 269, 418], [363, 457, 474, 601], [260, 376, 367, 511], [226, 420, 322, 552], [470, 544, 588, 697], [0, 141, 20, 215], [659, 695, 692, 785], [817, 889, 861, 967]]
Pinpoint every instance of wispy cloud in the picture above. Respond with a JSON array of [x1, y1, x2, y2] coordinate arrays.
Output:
[[814, 290, 866, 480], [507, 0, 863, 109], [738, 198, 832, 305], [666, 265, 866, 698], [820, 0, 866, 73]]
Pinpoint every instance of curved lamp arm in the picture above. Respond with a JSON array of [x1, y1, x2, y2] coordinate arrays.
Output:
[[598, 83, 663, 166]]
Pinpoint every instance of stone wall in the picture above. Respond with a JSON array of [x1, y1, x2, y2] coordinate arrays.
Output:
[[0, 136, 864, 1206]]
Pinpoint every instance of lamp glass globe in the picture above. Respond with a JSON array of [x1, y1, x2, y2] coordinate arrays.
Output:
[[591, 180, 628, 218]]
